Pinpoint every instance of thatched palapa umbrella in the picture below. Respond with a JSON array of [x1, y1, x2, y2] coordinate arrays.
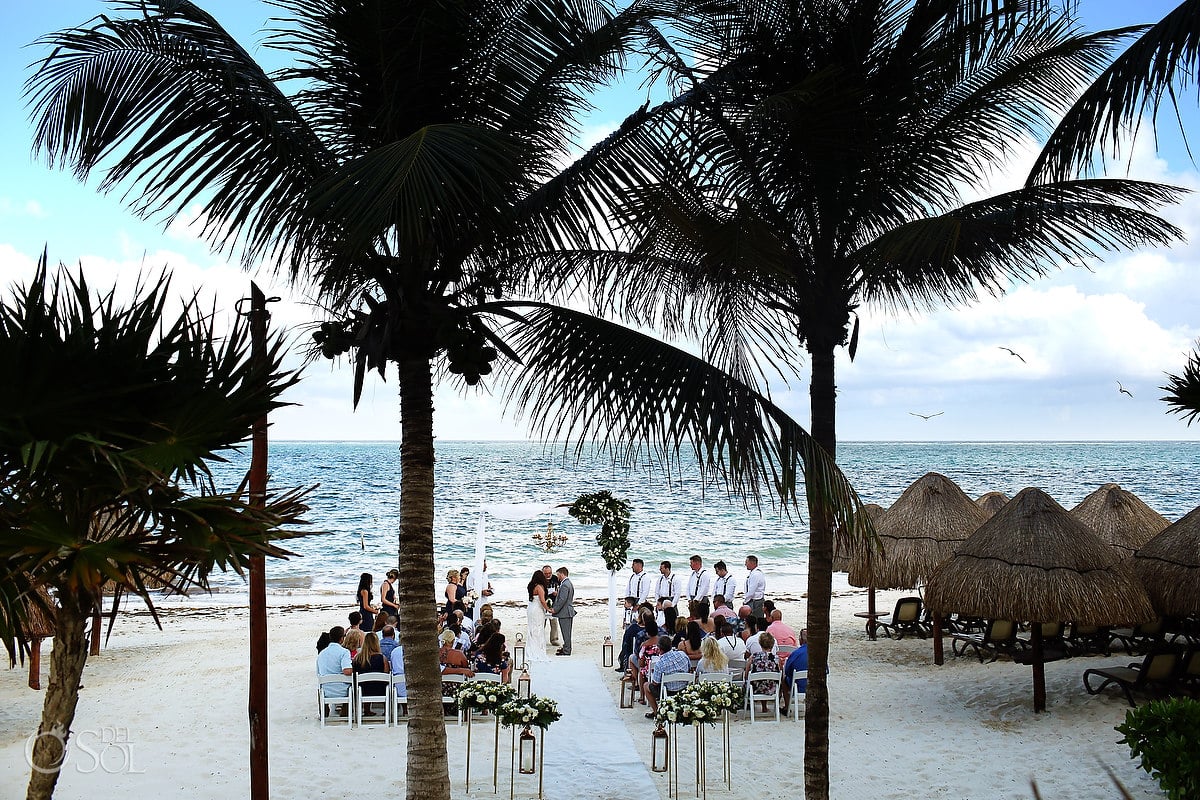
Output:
[[849, 473, 987, 589], [1133, 505, 1200, 618], [833, 503, 885, 573], [926, 487, 1155, 712], [1070, 483, 1169, 558], [975, 491, 1009, 518]]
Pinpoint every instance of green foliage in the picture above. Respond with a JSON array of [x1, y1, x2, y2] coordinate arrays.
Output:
[[568, 490, 631, 571], [1116, 697, 1200, 800], [1162, 342, 1200, 425]]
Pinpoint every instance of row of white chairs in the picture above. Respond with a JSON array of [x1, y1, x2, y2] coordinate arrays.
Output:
[[318, 671, 507, 728], [318, 672, 407, 728], [655, 668, 807, 723]]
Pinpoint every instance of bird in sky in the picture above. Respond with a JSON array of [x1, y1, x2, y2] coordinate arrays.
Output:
[[998, 346, 1026, 363], [909, 411, 944, 420], [1117, 381, 1133, 397]]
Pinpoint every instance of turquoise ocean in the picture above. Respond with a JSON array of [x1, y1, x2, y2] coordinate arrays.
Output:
[[181, 440, 1200, 607]]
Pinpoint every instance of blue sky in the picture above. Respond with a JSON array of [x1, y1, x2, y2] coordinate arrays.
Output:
[[2, 1, 1199, 442]]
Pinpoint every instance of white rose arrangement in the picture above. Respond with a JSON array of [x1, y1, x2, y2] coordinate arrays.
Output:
[[655, 681, 744, 726], [496, 694, 562, 730], [454, 681, 517, 714]]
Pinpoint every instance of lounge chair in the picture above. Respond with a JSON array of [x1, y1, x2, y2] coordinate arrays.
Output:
[[1064, 623, 1111, 657], [1082, 650, 1180, 707], [876, 597, 926, 640], [951, 619, 1021, 663], [1109, 618, 1165, 655], [1175, 648, 1200, 698]]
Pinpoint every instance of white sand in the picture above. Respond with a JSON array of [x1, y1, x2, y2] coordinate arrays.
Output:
[[0, 587, 1163, 800]]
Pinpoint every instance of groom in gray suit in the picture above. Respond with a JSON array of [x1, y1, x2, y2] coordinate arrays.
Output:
[[551, 567, 577, 656]]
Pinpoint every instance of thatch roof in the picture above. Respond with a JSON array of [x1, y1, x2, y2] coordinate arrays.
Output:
[[926, 487, 1155, 626], [1069, 483, 1169, 558], [833, 503, 885, 573], [849, 473, 987, 590], [975, 491, 1010, 518], [1133, 504, 1200, 618]]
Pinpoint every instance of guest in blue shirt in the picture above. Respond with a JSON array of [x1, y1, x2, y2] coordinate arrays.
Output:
[[380, 625, 400, 661], [316, 626, 353, 701], [782, 630, 822, 715]]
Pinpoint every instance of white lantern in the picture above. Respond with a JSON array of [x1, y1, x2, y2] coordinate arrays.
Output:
[[518, 727, 537, 774], [651, 724, 669, 773], [517, 668, 531, 699], [602, 636, 614, 667], [512, 633, 526, 670]]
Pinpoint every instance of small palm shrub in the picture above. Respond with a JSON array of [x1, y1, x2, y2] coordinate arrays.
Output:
[[1116, 697, 1200, 800]]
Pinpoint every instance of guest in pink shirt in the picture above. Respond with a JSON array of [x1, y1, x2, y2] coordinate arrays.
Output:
[[766, 610, 798, 647]]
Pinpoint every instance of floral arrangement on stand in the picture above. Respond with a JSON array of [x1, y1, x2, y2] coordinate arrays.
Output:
[[568, 490, 631, 571], [654, 681, 744, 726], [455, 680, 518, 715], [496, 694, 562, 730]]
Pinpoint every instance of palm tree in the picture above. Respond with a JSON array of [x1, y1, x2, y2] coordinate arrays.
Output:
[[1029, 0, 1200, 415], [25, 3, 871, 798], [540, 2, 1185, 796], [0, 255, 311, 800]]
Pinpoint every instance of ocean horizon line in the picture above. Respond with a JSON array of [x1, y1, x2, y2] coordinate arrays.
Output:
[[267, 437, 1200, 444]]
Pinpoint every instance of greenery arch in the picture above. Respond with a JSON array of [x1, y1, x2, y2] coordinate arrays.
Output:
[[567, 491, 631, 571]]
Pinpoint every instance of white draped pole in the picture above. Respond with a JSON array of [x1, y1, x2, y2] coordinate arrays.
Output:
[[472, 514, 487, 621], [608, 569, 619, 641]]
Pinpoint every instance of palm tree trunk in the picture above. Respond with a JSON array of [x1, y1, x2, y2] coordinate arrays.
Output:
[[804, 339, 837, 800], [396, 356, 451, 800], [26, 600, 88, 800]]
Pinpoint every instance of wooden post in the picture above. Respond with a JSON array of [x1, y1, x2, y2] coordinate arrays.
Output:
[[28, 638, 42, 690], [933, 613, 944, 666], [247, 283, 271, 799], [1032, 623, 1046, 713]]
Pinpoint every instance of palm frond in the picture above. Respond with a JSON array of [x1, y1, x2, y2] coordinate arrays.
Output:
[[1031, 1, 1200, 182], [494, 301, 872, 540], [26, 1, 334, 273], [1162, 341, 1200, 424], [854, 179, 1186, 312]]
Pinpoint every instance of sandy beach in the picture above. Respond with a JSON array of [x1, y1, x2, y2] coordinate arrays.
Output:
[[0, 586, 1162, 800]]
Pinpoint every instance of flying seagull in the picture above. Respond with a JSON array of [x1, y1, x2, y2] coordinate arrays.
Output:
[[999, 346, 1026, 363], [1117, 381, 1133, 398], [909, 411, 944, 421]]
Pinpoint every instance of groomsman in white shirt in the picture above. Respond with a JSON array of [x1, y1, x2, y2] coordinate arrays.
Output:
[[685, 555, 712, 605], [655, 560, 681, 632], [624, 558, 651, 624], [712, 560, 738, 607], [743, 554, 766, 618]]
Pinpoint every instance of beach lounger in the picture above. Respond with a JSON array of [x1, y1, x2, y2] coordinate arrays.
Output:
[[1065, 623, 1111, 657], [951, 619, 1021, 663], [1082, 650, 1179, 707], [1175, 648, 1200, 698], [876, 597, 926, 640], [1109, 618, 1165, 655]]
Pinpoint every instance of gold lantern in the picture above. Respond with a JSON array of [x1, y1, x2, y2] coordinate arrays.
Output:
[[512, 633, 526, 670], [517, 668, 531, 699], [651, 724, 669, 773], [602, 635, 614, 667], [518, 726, 537, 774]]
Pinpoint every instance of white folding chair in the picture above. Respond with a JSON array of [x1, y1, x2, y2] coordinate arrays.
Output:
[[789, 670, 807, 721], [660, 672, 694, 700], [390, 673, 408, 722], [355, 672, 392, 727], [317, 674, 354, 727], [441, 674, 466, 725], [746, 671, 781, 723], [726, 658, 745, 677], [698, 672, 732, 684], [471, 672, 502, 683]]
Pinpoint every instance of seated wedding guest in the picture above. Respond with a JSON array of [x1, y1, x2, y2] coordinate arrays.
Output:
[[372, 612, 388, 633], [678, 621, 706, 660], [767, 609, 798, 647], [342, 628, 364, 659], [348, 611, 363, 632], [710, 594, 737, 624], [671, 617, 689, 648], [736, 605, 752, 636], [744, 616, 768, 654], [696, 635, 729, 674], [763, 600, 776, 619], [379, 625, 400, 661], [353, 632, 390, 715], [477, 604, 495, 628], [715, 622, 748, 661], [473, 633, 512, 683], [390, 640, 407, 703], [743, 632, 782, 711], [316, 625, 353, 712], [689, 599, 715, 634], [646, 636, 692, 718], [315, 630, 332, 653], [634, 623, 663, 701], [781, 629, 817, 715], [438, 629, 474, 677], [617, 603, 645, 672], [454, 609, 475, 637]]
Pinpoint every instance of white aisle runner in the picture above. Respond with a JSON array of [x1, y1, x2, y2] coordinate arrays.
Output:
[[523, 659, 658, 799]]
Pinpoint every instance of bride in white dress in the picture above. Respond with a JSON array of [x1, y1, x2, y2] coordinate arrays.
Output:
[[524, 569, 553, 663]]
